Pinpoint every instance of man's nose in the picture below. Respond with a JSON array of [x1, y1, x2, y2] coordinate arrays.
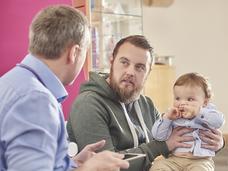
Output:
[[125, 65, 135, 76]]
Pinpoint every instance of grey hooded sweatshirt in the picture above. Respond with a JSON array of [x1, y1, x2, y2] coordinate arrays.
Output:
[[67, 72, 170, 171]]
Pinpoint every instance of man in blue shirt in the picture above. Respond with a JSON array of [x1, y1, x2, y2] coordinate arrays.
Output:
[[0, 5, 129, 171]]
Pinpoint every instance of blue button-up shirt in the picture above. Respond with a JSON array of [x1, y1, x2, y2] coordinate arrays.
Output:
[[0, 54, 76, 170], [152, 104, 224, 157]]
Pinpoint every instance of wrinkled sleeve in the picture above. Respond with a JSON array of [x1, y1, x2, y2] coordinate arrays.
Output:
[[152, 118, 173, 141], [195, 103, 225, 129], [1, 91, 59, 171], [67, 93, 113, 152]]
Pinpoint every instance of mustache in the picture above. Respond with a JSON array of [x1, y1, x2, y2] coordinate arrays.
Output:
[[121, 75, 135, 85]]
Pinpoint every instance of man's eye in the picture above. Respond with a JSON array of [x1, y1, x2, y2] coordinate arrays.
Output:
[[136, 65, 145, 72], [120, 61, 128, 65]]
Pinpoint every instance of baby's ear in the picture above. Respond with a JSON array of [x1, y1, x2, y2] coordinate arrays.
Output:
[[203, 98, 209, 107]]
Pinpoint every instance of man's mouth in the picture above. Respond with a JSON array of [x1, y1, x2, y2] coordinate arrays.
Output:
[[121, 79, 134, 86]]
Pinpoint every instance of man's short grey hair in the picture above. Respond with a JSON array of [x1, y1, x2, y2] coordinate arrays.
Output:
[[29, 5, 88, 59]]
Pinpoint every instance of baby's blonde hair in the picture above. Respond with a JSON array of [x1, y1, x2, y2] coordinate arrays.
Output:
[[174, 72, 212, 99]]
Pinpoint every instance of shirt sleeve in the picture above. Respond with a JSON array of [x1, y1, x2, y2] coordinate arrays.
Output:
[[1, 91, 60, 171], [152, 117, 173, 141], [195, 103, 225, 129]]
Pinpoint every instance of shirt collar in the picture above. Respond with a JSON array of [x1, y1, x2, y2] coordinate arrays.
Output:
[[21, 54, 68, 103]]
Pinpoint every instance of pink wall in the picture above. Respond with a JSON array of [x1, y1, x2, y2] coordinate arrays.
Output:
[[0, 0, 86, 119]]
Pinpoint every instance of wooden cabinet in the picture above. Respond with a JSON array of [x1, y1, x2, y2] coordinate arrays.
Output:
[[144, 65, 176, 113]]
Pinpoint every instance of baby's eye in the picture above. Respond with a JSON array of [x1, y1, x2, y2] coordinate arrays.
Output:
[[188, 98, 194, 101], [175, 97, 180, 101]]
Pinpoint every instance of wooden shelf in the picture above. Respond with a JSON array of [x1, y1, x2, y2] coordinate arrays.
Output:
[[144, 65, 175, 113]]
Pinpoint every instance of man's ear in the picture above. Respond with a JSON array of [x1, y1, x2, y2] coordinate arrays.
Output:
[[68, 44, 80, 64], [110, 56, 114, 65]]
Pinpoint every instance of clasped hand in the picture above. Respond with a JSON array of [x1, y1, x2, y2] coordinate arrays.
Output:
[[166, 127, 224, 153]]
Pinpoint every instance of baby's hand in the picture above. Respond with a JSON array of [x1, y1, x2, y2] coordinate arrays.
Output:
[[178, 104, 198, 119], [163, 107, 181, 120]]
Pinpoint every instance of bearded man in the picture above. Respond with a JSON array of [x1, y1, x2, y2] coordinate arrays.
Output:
[[67, 35, 224, 171]]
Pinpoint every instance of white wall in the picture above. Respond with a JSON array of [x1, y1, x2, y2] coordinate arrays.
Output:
[[143, 0, 228, 132]]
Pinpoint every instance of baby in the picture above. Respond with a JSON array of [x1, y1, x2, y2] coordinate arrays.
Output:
[[151, 72, 224, 171]]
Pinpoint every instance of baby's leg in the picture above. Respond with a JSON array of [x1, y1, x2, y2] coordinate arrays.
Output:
[[185, 157, 214, 171], [149, 156, 183, 171]]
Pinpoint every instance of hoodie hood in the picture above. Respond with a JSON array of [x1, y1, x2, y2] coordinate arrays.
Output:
[[79, 72, 120, 101]]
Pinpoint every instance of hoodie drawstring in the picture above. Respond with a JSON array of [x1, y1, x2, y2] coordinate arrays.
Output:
[[120, 100, 150, 147]]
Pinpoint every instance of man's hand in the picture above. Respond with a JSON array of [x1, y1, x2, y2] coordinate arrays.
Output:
[[166, 127, 194, 152], [199, 129, 224, 152], [76, 151, 129, 171], [73, 139, 106, 166]]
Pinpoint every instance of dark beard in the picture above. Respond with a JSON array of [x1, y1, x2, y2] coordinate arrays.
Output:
[[109, 66, 143, 104]]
